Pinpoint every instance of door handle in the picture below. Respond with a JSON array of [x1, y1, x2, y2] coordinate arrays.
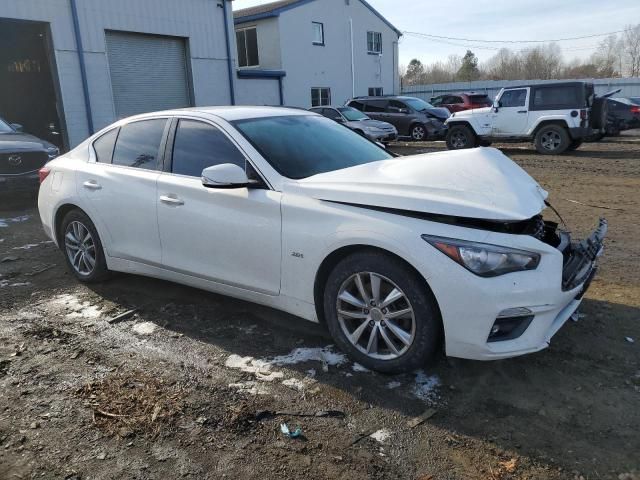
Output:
[[83, 180, 102, 190], [517, 110, 528, 113], [159, 195, 184, 206]]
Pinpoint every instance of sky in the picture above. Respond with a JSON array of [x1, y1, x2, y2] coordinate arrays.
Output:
[[232, 0, 640, 67]]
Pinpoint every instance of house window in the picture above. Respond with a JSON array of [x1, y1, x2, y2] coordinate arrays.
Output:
[[236, 27, 259, 68], [312, 22, 324, 45], [367, 31, 382, 54], [311, 87, 331, 107], [368, 87, 383, 96]]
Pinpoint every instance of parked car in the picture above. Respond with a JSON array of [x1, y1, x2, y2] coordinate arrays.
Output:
[[445, 81, 597, 155], [346, 96, 449, 141], [600, 97, 640, 134], [309, 106, 398, 143], [38, 106, 606, 373], [430, 92, 492, 113], [0, 116, 59, 192]]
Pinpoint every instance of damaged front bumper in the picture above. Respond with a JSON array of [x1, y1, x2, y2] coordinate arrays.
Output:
[[435, 218, 607, 361]]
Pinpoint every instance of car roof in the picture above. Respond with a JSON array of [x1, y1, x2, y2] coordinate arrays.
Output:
[[121, 106, 314, 123]]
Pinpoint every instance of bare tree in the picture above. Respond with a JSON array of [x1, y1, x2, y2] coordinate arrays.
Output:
[[622, 24, 640, 76]]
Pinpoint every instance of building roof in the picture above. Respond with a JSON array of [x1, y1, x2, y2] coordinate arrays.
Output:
[[233, 0, 402, 36]]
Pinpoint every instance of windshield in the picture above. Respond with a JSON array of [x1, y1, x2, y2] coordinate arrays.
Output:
[[0, 118, 14, 133], [233, 115, 393, 179], [403, 98, 434, 111], [338, 107, 369, 121]]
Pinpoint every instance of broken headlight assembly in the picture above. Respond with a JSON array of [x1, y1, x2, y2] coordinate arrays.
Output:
[[422, 235, 540, 277]]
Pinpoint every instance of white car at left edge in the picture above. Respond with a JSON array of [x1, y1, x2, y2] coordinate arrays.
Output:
[[37, 106, 606, 373]]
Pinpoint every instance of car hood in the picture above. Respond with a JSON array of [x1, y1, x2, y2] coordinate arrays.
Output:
[[451, 106, 493, 118], [424, 107, 451, 120], [291, 147, 548, 221], [0, 132, 54, 153], [346, 119, 395, 130]]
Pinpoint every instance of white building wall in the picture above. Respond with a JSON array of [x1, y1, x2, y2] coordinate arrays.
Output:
[[274, 0, 400, 107], [0, 0, 235, 147], [236, 78, 281, 106]]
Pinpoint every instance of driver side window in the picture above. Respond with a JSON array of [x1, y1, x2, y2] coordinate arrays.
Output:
[[171, 120, 246, 177], [499, 89, 527, 108]]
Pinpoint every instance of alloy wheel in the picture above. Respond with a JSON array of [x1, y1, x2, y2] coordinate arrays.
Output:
[[412, 126, 426, 141], [336, 272, 416, 360], [64, 221, 96, 276], [541, 130, 562, 151], [451, 131, 467, 148]]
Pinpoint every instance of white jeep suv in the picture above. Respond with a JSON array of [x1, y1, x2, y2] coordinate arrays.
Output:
[[445, 82, 596, 155]]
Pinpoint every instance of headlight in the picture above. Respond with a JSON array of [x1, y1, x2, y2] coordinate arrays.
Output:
[[422, 235, 540, 277], [47, 146, 60, 159]]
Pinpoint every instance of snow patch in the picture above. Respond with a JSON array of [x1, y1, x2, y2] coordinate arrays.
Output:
[[386, 381, 402, 390], [370, 429, 391, 443], [0, 215, 30, 228], [225, 354, 284, 382], [0, 280, 31, 288], [228, 381, 270, 395], [352, 363, 370, 373], [413, 370, 440, 403], [53, 294, 102, 319], [270, 346, 348, 369], [132, 322, 157, 335]]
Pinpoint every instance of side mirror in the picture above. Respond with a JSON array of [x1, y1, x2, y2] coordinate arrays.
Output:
[[201, 163, 250, 189], [492, 100, 500, 112], [399, 108, 410, 114], [10, 123, 23, 132]]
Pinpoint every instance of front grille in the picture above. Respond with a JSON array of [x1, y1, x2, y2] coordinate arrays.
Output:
[[0, 151, 48, 175]]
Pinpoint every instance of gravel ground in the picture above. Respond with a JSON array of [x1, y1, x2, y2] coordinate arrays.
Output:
[[0, 135, 638, 480]]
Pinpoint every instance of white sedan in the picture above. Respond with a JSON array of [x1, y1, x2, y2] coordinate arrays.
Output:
[[37, 107, 606, 373]]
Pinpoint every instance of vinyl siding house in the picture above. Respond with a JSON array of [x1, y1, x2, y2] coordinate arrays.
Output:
[[233, 0, 402, 108]]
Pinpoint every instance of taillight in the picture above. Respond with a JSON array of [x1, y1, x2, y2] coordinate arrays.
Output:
[[631, 106, 640, 114], [580, 109, 588, 120], [38, 166, 51, 184]]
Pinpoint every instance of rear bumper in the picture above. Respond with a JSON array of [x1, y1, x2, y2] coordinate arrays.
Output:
[[0, 172, 40, 192], [569, 126, 594, 139]]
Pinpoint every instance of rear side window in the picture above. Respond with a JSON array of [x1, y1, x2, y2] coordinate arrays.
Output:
[[112, 119, 166, 170], [171, 119, 245, 177], [469, 94, 491, 105], [348, 101, 365, 111], [499, 89, 527, 108], [364, 100, 388, 112], [93, 128, 119, 163], [532, 86, 582, 110]]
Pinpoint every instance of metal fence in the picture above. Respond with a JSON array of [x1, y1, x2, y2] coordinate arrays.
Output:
[[401, 77, 640, 102]]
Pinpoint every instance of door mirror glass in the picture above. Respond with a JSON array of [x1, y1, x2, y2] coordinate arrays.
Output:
[[10, 123, 23, 132], [202, 163, 250, 189]]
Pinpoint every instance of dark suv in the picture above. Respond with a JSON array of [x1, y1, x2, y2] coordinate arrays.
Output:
[[430, 92, 492, 113], [346, 96, 449, 141]]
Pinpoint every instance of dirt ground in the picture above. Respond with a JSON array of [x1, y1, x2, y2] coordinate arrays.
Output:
[[1, 135, 638, 480]]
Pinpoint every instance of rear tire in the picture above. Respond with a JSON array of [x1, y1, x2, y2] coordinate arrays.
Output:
[[323, 251, 442, 373], [60, 210, 110, 283], [446, 125, 476, 150], [534, 125, 570, 155]]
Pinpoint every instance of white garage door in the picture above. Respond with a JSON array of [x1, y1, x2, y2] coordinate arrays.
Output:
[[106, 31, 192, 118]]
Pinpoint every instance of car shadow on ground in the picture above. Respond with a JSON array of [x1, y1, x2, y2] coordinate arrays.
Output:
[[80, 271, 639, 473]]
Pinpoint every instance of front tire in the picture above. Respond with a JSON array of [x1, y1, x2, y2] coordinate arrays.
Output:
[[534, 125, 570, 155], [446, 125, 476, 150], [410, 124, 427, 141], [60, 210, 110, 283], [323, 251, 442, 373]]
